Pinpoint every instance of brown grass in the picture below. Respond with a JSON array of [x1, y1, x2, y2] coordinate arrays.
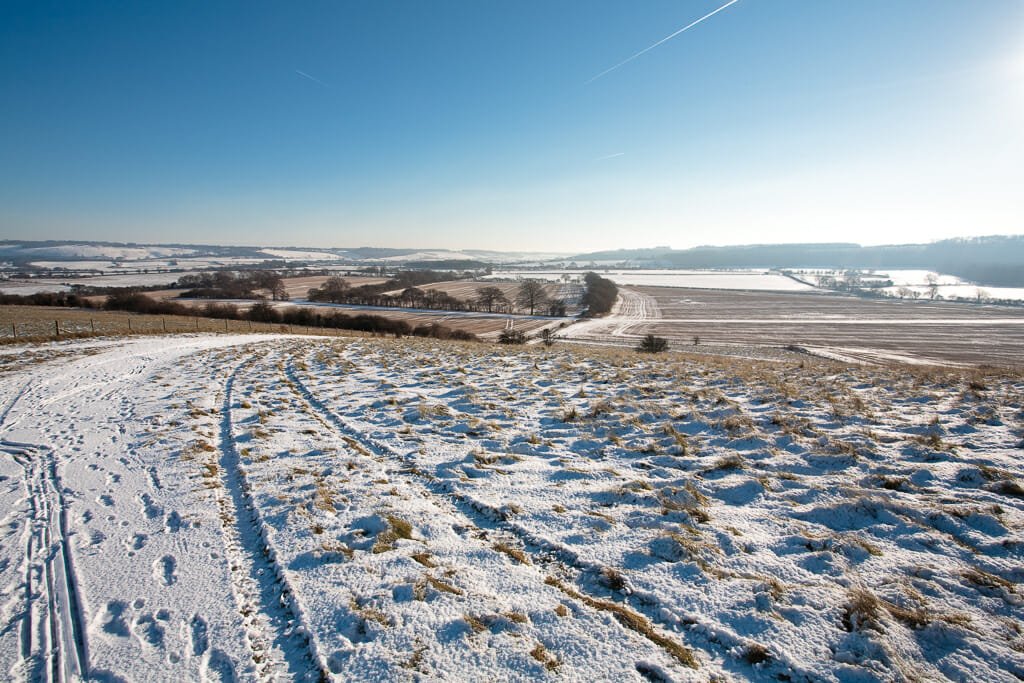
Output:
[[544, 576, 698, 668]]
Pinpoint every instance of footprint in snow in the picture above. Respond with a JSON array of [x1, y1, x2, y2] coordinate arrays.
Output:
[[155, 555, 177, 586], [139, 492, 163, 519], [202, 649, 237, 683], [99, 600, 131, 637], [190, 614, 209, 656], [164, 510, 184, 533], [98, 494, 114, 507], [132, 612, 166, 648]]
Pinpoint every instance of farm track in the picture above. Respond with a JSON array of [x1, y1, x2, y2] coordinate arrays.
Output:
[[216, 359, 328, 682], [0, 370, 94, 683], [2, 334, 1021, 680], [0, 439, 87, 683], [281, 352, 711, 671]]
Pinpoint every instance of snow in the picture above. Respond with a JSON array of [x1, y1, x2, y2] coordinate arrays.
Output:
[[883, 285, 1024, 302], [258, 249, 346, 261], [489, 270, 817, 291], [18, 245, 197, 260], [0, 334, 1022, 681], [801, 270, 1024, 302]]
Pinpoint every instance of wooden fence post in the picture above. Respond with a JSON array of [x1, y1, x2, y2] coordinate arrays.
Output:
[[91, 319, 95, 333], [128, 318, 132, 332], [162, 318, 167, 332], [11, 323, 16, 339], [55, 320, 60, 337]]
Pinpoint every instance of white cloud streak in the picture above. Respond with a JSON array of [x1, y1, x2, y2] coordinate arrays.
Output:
[[295, 69, 329, 87], [594, 152, 626, 161], [586, 0, 741, 84]]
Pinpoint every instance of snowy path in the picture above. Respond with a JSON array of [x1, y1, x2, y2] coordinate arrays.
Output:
[[0, 336, 295, 681], [0, 334, 1022, 681]]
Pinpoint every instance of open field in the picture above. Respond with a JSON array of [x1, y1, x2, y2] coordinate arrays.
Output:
[[0, 334, 1021, 681], [560, 287, 1024, 368], [488, 270, 815, 292]]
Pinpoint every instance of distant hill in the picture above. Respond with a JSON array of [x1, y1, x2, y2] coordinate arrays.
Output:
[[571, 236, 1024, 287]]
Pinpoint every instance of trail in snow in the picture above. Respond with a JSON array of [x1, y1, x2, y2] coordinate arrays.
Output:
[[0, 333, 1021, 681], [214, 361, 326, 681]]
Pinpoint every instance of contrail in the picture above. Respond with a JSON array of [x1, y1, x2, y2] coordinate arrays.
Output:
[[295, 69, 329, 87], [594, 152, 625, 161], [586, 0, 740, 84]]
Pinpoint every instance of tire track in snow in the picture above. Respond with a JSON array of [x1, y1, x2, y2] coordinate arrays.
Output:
[[1, 440, 88, 682], [285, 347, 827, 681], [0, 382, 30, 429], [280, 354, 705, 671], [558, 287, 661, 347], [214, 359, 328, 682]]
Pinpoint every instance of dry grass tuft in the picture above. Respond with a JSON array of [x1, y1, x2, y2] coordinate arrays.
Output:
[[530, 642, 560, 671], [544, 576, 698, 669], [493, 541, 531, 565]]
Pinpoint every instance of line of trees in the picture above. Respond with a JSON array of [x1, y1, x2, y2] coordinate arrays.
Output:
[[308, 276, 568, 317], [0, 291, 100, 308], [176, 270, 289, 300], [102, 292, 477, 340]]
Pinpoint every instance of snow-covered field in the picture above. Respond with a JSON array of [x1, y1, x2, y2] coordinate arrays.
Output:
[[0, 272, 208, 295], [797, 270, 1024, 302], [489, 270, 815, 292], [0, 335, 1022, 681]]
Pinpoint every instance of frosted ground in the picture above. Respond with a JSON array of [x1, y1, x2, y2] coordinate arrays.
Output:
[[488, 270, 814, 292], [0, 333, 1021, 682]]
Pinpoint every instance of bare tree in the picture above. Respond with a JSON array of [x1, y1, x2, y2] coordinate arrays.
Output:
[[315, 276, 349, 303], [401, 287, 425, 307], [925, 273, 939, 300], [475, 286, 507, 313], [515, 280, 548, 316]]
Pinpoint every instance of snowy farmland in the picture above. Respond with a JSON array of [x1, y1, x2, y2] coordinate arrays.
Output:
[[0, 334, 1022, 681], [488, 270, 815, 292]]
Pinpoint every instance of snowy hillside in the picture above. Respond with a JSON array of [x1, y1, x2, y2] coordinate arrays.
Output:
[[0, 335, 1021, 681]]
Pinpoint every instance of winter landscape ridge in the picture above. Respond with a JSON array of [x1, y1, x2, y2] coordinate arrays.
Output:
[[0, 317, 1021, 681], [2, 0, 1023, 677]]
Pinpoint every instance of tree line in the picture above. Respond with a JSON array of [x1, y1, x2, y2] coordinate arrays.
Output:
[[307, 276, 568, 317], [177, 270, 290, 300], [0, 290, 477, 341]]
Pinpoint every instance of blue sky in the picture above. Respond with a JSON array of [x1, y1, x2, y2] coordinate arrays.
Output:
[[1, 1, 1021, 252]]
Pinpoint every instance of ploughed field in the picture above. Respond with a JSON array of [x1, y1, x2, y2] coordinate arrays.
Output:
[[559, 287, 1024, 367], [0, 334, 1022, 681]]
